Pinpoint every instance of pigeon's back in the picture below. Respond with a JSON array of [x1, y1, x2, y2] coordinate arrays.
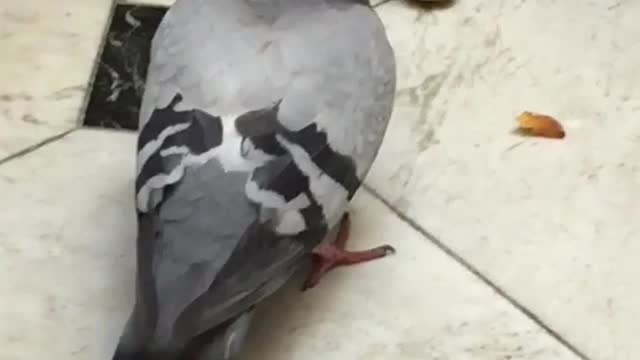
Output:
[[141, 0, 395, 176], [114, 0, 396, 359]]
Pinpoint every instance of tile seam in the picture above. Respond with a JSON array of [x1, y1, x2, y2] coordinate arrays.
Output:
[[0, 129, 78, 167], [361, 182, 592, 360]]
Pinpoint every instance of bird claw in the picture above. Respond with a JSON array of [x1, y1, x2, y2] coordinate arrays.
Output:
[[302, 213, 395, 291]]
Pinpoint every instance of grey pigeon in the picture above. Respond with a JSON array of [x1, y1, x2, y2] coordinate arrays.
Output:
[[112, 0, 396, 359]]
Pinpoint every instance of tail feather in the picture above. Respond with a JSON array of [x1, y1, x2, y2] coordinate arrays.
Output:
[[112, 310, 255, 360], [181, 310, 255, 360]]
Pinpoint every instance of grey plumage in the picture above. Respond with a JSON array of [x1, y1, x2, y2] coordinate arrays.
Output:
[[113, 0, 395, 358]]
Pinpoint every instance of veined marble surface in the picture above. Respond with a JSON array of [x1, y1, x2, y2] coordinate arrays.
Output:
[[0, 0, 113, 160], [368, 1, 640, 359], [0, 129, 580, 360], [84, 4, 166, 130]]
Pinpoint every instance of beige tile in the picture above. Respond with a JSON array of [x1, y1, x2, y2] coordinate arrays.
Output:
[[369, 1, 640, 359], [0, 0, 113, 160], [0, 130, 137, 360], [0, 129, 578, 359]]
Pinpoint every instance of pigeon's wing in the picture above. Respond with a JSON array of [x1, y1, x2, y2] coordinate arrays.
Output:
[[118, 99, 315, 358], [115, 0, 395, 358]]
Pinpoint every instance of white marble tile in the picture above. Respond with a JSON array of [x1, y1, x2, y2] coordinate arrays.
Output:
[[0, 130, 137, 360], [369, 0, 640, 359], [0, 0, 113, 161], [244, 191, 580, 360], [0, 129, 579, 359]]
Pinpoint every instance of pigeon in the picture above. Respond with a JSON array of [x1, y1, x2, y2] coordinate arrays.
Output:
[[112, 0, 396, 359]]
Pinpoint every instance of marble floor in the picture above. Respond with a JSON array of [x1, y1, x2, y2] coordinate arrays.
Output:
[[1, 0, 638, 359]]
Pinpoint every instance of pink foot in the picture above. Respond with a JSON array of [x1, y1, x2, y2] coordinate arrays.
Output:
[[302, 213, 395, 290]]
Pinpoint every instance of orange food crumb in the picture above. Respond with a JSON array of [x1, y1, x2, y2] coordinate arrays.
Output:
[[516, 111, 565, 139]]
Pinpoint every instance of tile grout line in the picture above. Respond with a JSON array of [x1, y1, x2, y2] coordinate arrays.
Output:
[[0, 129, 78, 167], [361, 183, 592, 360]]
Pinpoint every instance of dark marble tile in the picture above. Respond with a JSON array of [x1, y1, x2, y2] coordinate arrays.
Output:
[[83, 4, 168, 131]]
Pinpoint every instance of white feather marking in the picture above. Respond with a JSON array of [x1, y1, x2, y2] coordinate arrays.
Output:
[[209, 115, 258, 173], [160, 146, 189, 157], [137, 148, 218, 211], [240, 138, 276, 162], [245, 181, 310, 235], [276, 210, 306, 235], [137, 123, 190, 173], [245, 181, 310, 210], [288, 192, 311, 209], [275, 135, 348, 227], [224, 331, 236, 359], [136, 115, 275, 212]]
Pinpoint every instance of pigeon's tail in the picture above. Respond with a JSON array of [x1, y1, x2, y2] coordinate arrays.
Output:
[[112, 310, 255, 360], [179, 310, 255, 360]]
